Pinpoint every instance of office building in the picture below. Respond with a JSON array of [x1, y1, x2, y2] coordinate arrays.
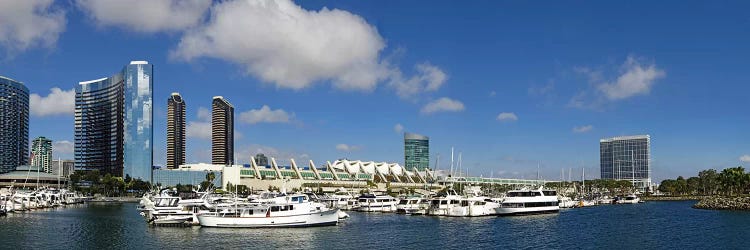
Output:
[[255, 153, 269, 167], [600, 135, 651, 190], [0, 76, 29, 173], [212, 96, 234, 165], [50, 159, 75, 177], [404, 132, 430, 171], [166, 93, 186, 169], [30, 136, 53, 173], [75, 61, 153, 181]]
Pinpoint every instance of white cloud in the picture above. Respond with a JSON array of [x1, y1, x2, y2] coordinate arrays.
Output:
[[336, 144, 360, 152], [52, 140, 74, 158], [741, 155, 750, 163], [239, 105, 293, 125], [573, 125, 593, 133], [196, 106, 210, 120], [76, 0, 210, 33], [489, 91, 496, 97], [235, 144, 310, 165], [389, 62, 447, 98], [171, 0, 386, 91], [0, 0, 65, 54], [597, 56, 666, 100], [29, 88, 75, 116], [394, 123, 404, 134], [421, 97, 465, 114], [186, 121, 211, 140], [496, 112, 518, 122]]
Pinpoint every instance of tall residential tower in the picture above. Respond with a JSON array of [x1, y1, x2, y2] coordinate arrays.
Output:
[[30, 136, 53, 173], [0, 76, 29, 173], [212, 96, 234, 165], [166, 93, 186, 169], [404, 132, 430, 171], [75, 61, 153, 181], [600, 135, 651, 190]]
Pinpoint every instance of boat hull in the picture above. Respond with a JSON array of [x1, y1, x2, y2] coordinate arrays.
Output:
[[197, 209, 339, 228], [495, 206, 559, 216]]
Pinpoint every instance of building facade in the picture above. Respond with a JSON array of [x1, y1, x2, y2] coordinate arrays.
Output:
[[255, 153, 268, 167], [75, 61, 153, 181], [0, 76, 29, 173], [30, 136, 53, 173], [166, 93, 186, 169], [50, 159, 75, 177], [600, 135, 651, 190], [212, 96, 234, 165], [404, 133, 430, 171]]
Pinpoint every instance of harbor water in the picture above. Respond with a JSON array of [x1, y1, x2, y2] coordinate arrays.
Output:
[[1, 201, 748, 249]]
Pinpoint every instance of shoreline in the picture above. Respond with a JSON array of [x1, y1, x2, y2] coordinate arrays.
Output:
[[693, 196, 750, 211], [642, 196, 704, 201]]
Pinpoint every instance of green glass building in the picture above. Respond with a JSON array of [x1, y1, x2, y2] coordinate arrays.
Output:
[[31, 136, 53, 173], [404, 132, 429, 171]]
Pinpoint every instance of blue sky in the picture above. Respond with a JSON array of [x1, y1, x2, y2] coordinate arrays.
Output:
[[2, 0, 749, 182]]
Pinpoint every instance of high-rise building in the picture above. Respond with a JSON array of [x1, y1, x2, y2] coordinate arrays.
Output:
[[255, 153, 268, 167], [212, 96, 234, 165], [0, 76, 29, 173], [51, 159, 75, 177], [600, 135, 651, 190], [75, 61, 153, 181], [30, 136, 53, 173], [404, 132, 429, 171], [166, 93, 186, 169]]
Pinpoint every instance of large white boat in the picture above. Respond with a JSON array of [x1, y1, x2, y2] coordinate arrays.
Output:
[[427, 189, 462, 216], [495, 188, 560, 215], [447, 197, 500, 217], [355, 194, 398, 212], [396, 196, 429, 215], [617, 194, 641, 204], [197, 194, 338, 228], [558, 196, 577, 208]]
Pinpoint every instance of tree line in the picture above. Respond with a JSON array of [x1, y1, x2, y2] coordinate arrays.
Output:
[[69, 170, 152, 196], [658, 166, 749, 196]]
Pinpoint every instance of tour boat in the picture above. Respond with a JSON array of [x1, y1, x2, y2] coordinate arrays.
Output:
[[617, 194, 641, 204], [197, 194, 338, 228], [396, 196, 430, 215], [494, 187, 560, 215], [355, 194, 398, 212]]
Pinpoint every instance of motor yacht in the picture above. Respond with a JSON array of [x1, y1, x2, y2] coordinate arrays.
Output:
[[355, 194, 398, 212], [197, 194, 338, 228], [396, 196, 430, 215], [495, 187, 560, 215], [447, 197, 500, 217], [427, 189, 462, 216], [558, 196, 577, 208], [617, 194, 641, 204]]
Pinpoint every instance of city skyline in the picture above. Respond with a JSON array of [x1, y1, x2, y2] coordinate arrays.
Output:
[[2, 1, 750, 182]]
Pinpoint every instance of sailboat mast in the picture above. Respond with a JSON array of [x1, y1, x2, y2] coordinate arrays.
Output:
[[450, 147, 454, 178]]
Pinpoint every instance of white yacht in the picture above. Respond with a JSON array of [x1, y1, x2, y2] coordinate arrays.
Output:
[[447, 197, 500, 217], [558, 196, 577, 208], [617, 194, 641, 204], [597, 196, 614, 205], [427, 189, 462, 216], [495, 188, 560, 215], [396, 196, 430, 215], [356, 194, 398, 212], [197, 194, 338, 228]]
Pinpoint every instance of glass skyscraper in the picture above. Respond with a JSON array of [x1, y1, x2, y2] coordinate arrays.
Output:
[[75, 61, 153, 181], [212, 96, 234, 165], [404, 132, 429, 171], [167, 93, 186, 169], [0, 76, 29, 173], [600, 135, 651, 190], [31, 136, 53, 173]]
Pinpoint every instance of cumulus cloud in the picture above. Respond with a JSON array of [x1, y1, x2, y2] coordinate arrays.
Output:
[[30, 88, 75, 116], [0, 0, 65, 54], [496, 112, 518, 122], [741, 155, 750, 163], [171, 0, 386, 91], [235, 144, 310, 165], [76, 0, 210, 33], [336, 144, 360, 152], [389, 62, 447, 98], [186, 121, 211, 140], [239, 105, 293, 124], [196, 106, 210, 120], [571, 56, 666, 108], [421, 97, 465, 114], [573, 125, 593, 133], [52, 140, 74, 157], [394, 123, 404, 134]]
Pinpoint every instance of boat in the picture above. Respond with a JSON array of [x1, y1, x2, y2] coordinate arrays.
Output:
[[617, 194, 641, 204], [494, 187, 560, 215], [197, 194, 338, 228], [447, 197, 500, 217], [558, 196, 576, 208], [427, 188, 462, 216], [355, 194, 398, 212], [396, 196, 429, 215], [596, 196, 614, 205]]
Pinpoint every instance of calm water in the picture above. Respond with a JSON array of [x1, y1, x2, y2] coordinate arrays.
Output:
[[1, 201, 749, 249]]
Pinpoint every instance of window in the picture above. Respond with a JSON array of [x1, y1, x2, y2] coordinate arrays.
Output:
[[271, 206, 280, 212]]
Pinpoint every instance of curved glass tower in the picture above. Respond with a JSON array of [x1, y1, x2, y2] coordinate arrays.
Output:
[[166, 93, 186, 169], [404, 132, 429, 171], [75, 61, 153, 181], [0, 76, 29, 173]]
